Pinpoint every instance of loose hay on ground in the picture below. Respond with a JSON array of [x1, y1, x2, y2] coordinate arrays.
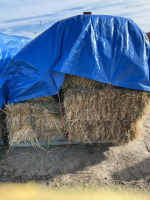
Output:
[[63, 88, 150, 144], [5, 96, 64, 146]]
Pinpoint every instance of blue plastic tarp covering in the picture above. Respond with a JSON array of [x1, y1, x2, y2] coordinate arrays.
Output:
[[0, 35, 10, 75], [0, 15, 150, 108], [0, 32, 32, 74]]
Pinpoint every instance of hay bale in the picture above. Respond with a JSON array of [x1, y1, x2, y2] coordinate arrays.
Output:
[[64, 88, 150, 144], [61, 74, 109, 90], [5, 96, 64, 146], [0, 110, 7, 142], [0, 111, 3, 141]]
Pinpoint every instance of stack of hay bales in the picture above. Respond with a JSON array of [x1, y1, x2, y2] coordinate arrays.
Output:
[[62, 74, 150, 145], [5, 96, 64, 146], [5, 74, 150, 147]]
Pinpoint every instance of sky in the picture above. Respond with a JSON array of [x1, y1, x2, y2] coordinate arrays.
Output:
[[0, 0, 150, 39]]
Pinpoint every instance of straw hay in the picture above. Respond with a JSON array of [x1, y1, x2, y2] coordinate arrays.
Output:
[[5, 74, 150, 146], [0, 110, 7, 142], [64, 88, 150, 144], [5, 96, 64, 146], [0, 111, 3, 140], [61, 74, 109, 90]]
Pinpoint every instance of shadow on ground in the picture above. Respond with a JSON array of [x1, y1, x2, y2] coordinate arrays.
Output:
[[112, 157, 150, 182], [0, 144, 112, 183]]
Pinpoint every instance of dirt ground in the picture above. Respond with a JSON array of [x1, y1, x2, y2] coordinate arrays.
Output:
[[0, 108, 150, 190]]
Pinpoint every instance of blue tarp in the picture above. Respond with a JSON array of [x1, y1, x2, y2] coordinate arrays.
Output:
[[0, 32, 31, 74], [0, 15, 150, 108]]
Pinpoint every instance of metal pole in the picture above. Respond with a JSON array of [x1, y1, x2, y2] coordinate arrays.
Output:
[[40, 21, 42, 33]]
